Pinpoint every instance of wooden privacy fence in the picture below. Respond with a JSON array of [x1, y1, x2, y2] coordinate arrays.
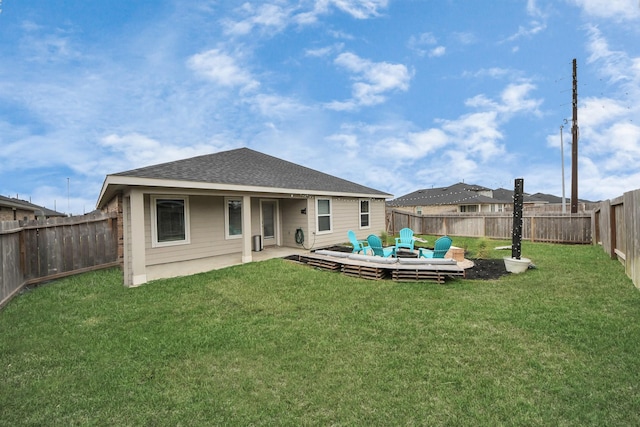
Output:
[[387, 210, 592, 244], [0, 212, 119, 308], [593, 188, 640, 289]]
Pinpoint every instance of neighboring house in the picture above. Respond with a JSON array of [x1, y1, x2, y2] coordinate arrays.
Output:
[[389, 183, 596, 214], [388, 182, 509, 214], [0, 195, 66, 221], [495, 189, 597, 212], [97, 148, 392, 287]]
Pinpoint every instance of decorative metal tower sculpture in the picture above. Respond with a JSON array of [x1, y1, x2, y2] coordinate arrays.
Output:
[[511, 178, 524, 260]]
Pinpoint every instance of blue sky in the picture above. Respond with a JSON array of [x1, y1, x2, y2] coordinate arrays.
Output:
[[1, 0, 639, 215]]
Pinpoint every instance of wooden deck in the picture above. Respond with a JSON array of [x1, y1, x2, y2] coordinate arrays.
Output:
[[295, 251, 466, 284]]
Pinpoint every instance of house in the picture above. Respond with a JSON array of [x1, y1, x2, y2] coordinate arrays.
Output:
[[389, 183, 597, 214], [96, 148, 393, 287], [388, 182, 510, 214], [495, 189, 598, 212], [0, 195, 66, 221]]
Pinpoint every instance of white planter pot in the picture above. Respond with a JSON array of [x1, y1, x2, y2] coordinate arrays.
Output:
[[503, 257, 531, 274]]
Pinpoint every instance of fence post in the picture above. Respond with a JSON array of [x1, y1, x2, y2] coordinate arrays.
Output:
[[530, 216, 536, 243], [609, 201, 617, 260]]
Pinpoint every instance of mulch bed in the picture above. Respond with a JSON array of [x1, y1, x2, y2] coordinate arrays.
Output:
[[464, 259, 509, 280]]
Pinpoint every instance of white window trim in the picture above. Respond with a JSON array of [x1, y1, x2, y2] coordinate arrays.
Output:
[[150, 195, 191, 248], [359, 199, 371, 229], [316, 198, 332, 235], [225, 197, 243, 240]]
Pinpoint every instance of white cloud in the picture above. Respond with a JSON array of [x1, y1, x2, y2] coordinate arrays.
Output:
[[327, 52, 411, 110], [223, 3, 291, 36], [581, 27, 640, 139], [323, 76, 541, 194], [374, 128, 449, 161], [324, 0, 389, 19], [579, 97, 630, 128], [326, 133, 360, 160], [505, 21, 546, 42], [569, 0, 640, 21], [504, 0, 548, 42], [439, 111, 505, 162], [327, 132, 358, 147], [187, 49, 260, 92], [408, 32, 437, 56], [463, 67, 514, 79], [585, 25, 638, 85], [453, 31, 477, 45], [225, 0, 389, 35], [18, 21, 82, 63], [499, 82, 542, 115], [465, 82, 541, 116], [578, 156, 640, 201], [408, 32, 446, 58], [98, 133, 219, 172], [305, 43, 343, 58], [429, 46, 446, 58], [250, 94, 312, 119]]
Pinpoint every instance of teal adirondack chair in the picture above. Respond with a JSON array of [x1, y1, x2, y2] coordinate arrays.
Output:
[[348, 230, 371, 255], [367, 234, 396, 258], [395, 228, 416, 253], [418, 236, 452, 259]]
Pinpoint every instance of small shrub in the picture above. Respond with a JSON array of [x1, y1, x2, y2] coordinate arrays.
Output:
[[476, 238, 490, 259], [380, 230, 390, 246]]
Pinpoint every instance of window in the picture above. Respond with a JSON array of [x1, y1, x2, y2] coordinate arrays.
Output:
[[225, 197, 243, 239], [359, 199, 370, 228], [151, 196, 190, 247], [460, 205, 478, 213], [317, 198, 332, 233]]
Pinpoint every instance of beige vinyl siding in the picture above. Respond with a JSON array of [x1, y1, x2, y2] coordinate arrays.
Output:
[[309, 197, 387, 249], [0, 207, 34, 221], [129, 191, 387, 279], [144, 195, 242, 266], [280, 198, 309, 248], [369, 199, 387, 235]]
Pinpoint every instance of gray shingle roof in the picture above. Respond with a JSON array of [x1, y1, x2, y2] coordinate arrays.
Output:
[[0, 195, 66, 217], [389, 182, 498, 206], [112, 148, 390, 197]]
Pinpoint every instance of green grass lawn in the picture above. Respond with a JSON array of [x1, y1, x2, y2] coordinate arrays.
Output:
[[2, 239, 640, 426]]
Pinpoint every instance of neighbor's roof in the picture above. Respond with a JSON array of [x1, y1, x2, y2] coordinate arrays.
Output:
[[389, 182, 499, 207], [0, 195, 66, 217], [528, 192, 596, 204], [98, 148, 392, 207], [492, 188, 540, 204]]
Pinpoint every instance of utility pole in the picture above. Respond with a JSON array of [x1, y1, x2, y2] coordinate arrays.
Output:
[[571, 58, 579, 214]]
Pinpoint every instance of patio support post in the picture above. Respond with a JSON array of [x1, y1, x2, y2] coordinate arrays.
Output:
[[242, 195, 252, 263], [129, 189, 147, 286]]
